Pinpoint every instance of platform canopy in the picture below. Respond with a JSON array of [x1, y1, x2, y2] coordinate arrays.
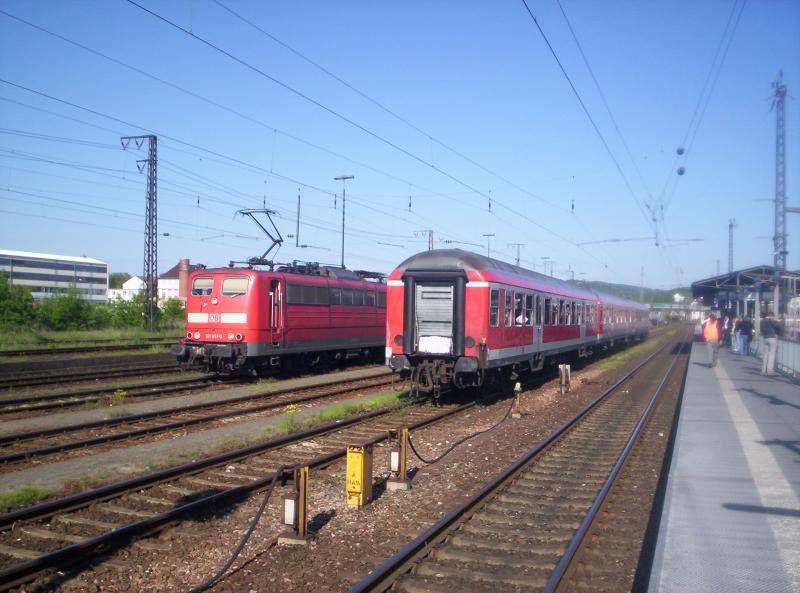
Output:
[[692, 264, 800, 313]]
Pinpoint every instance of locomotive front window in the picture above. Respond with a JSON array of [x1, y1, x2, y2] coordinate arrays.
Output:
[[221, 277, 248, 296], [489, 289, 499, 327], [191, 277, 213, 296]]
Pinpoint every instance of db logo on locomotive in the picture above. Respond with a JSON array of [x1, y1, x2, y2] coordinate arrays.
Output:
[[209, 313, 220, 323]]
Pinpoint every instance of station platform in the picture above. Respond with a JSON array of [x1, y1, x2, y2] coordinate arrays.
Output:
[[648, 341, 800, 592]]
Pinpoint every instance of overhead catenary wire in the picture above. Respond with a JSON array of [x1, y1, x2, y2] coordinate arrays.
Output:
[[519, 0, 658, 240]]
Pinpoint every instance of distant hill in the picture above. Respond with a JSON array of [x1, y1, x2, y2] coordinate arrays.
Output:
[[570, 281, 692, 305]]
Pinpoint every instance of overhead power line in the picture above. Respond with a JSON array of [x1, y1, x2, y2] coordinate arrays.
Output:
[[519, 0, 657, 240], [212, 0, 568, 213]]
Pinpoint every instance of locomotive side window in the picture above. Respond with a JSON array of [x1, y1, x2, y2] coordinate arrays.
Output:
[[377, 291, 386, 308], [365, 290, 376, 307], [353, 290, 364, 306], [221, 277, 248, 296], [192, 277, 213, 296], [489, 289, 499, 327], [342, 288, 354, 306], [330, 288, 342, 305], [505, 291, 513, 326], [514, 292, 525, 326], [525, 294, 534, 326]]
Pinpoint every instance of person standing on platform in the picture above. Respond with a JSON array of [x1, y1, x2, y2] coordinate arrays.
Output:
[[738, 317, 753, 356], [703, 313, 720, 367], [760, 313, 782, 374], [731, 316, 741, 352]]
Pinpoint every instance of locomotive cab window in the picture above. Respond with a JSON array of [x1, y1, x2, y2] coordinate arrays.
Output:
[[489, 289, 500, 327], [191, 277, 213, 296], [221, 277, 248, 297]]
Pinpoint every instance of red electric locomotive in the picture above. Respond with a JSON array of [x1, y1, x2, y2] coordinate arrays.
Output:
[[386, 250, 649, 395], [174, 262, 386, 374]]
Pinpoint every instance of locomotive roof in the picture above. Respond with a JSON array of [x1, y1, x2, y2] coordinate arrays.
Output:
[[190, 266, 383, 284], [394, 249, 647, 310]]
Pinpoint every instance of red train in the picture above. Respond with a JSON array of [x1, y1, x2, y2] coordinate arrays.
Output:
[[386, 250, 650, 395], [174, 262, 386, 374]]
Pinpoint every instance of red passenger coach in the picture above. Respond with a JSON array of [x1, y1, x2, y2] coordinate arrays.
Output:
[[174, 263, 386, 374], [386, 250, 649, 396]]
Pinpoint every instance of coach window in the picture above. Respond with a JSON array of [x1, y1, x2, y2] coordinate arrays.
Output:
[[525, 294, 534, 326], [514, 292, 525, 326], [543, 297, 552, 325], [221, 277, 248, 297], [342, 288, 354, 306], [192, 277, 213, 296], [489, 289, 500, 327], [558, 299, 566, 325], [330, 288, 342, 305], [505, 290, 513, 326]]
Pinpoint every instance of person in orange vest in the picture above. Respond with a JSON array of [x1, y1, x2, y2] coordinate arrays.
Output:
[[703, 313, 720, 367]]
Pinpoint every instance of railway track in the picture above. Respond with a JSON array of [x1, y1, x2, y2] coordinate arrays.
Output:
[[347, 329, 690, 593], [0, 373, 393, 467], [0, 393, 470, 591], [0, 340, 176, 358], [0, 375, 223, 417], [0, 362, 182, 390]]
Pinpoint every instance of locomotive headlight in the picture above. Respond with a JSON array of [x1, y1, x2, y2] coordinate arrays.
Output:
[[235, 333, 243, 341], [227, 333, 235, 340], [211, 297, 219, 305], [193, 331, 201, 339]]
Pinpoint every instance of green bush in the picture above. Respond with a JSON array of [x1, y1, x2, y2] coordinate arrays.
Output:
[[161, 298, 185, 323], [37, 287, 99, 330], [0, 273, 36, 327]]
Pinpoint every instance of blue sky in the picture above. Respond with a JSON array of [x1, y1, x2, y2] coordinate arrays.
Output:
[[0, 0, 798, 289]]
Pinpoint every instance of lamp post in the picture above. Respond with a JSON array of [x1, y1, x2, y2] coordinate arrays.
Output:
[[334, 175, 354, 268]]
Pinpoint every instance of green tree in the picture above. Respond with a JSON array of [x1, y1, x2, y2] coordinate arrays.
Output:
[[161, 298, 186, 323], [0, 273, 36, 327], [109, 272, 132, 289], [106, 292, 147, 328], [37, 287, 98, 330]]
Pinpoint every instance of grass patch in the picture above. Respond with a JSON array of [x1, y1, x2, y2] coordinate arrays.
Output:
[[265, 390, 407, 438], [595, 327, 679, 371], [0, 486, 51, 510], [0, 328, 180, 351]]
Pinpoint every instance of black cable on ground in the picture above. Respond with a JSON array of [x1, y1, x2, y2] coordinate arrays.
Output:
[[187, 465, 288, 593], [408, 395, 518, 465]]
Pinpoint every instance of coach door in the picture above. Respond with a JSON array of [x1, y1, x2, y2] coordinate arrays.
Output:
[[534, 293, 543, 350], [269, 279, 282, 345]]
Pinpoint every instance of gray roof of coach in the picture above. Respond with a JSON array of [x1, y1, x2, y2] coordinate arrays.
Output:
[[397, 249, 645, 309]]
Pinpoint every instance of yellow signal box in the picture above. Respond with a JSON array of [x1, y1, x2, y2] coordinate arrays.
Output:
[[346, 439, 373, 507]]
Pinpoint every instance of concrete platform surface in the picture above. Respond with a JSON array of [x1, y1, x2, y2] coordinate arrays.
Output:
[[648, 343, 800, 592]]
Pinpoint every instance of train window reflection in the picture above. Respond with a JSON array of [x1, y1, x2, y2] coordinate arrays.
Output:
[[490, 289, 499, 327], [191, 277, 213, 296], [221, 277, 248, 296]]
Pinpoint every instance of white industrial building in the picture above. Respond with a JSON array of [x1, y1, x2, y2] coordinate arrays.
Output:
[[0, 249, 108, 303]]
